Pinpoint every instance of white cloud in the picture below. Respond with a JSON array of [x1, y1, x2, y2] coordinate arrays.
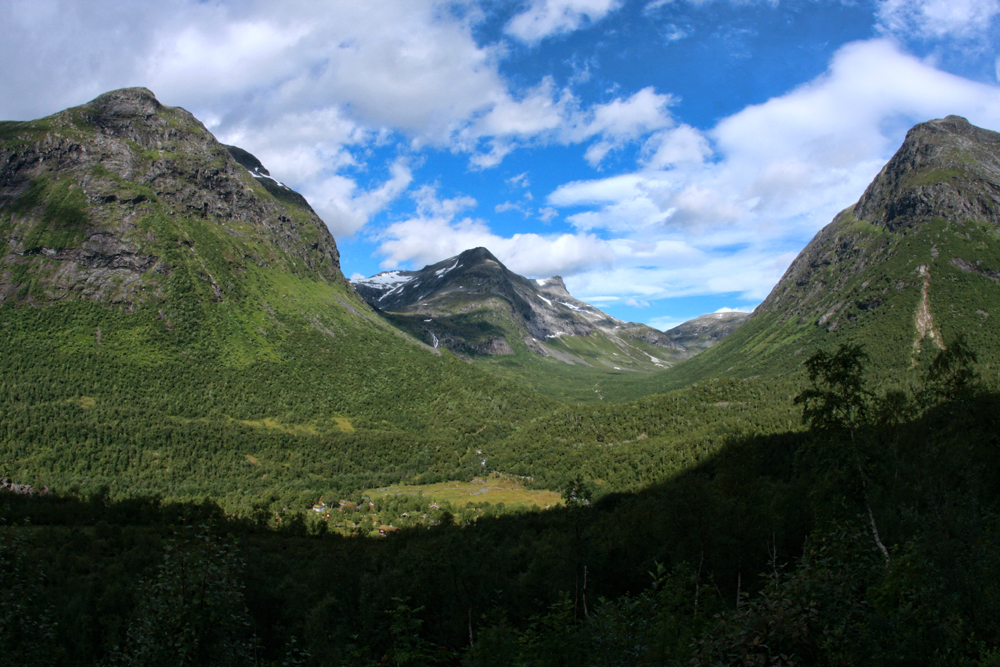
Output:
[[507, 172, 530, 188], [303, 159, 413, 236], [470, 77, 571, 139], [643, 0, 674, 12], [466, 83, 676, 167], [505, 0, 623, 45], [570, 88, 677, 165], [876, 0, 1000, 41], [642, 124, 712, 169], [568, 88, 676, 143], [546, 39, 1000, 303], [539, 207, 560, 222], [375, 188, 614, 277]]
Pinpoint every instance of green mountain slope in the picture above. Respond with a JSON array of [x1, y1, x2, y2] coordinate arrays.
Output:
[[647, 115, 1000, 392], [0, 88, 552, 504]]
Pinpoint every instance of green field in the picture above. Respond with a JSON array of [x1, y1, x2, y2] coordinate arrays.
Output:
[[364, 474, 563, 510]]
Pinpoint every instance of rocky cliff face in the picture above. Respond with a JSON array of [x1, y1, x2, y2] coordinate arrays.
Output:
[[353, 247, 682, 368], [853, 116, 1000, 231], [0, 88, 341, 309]]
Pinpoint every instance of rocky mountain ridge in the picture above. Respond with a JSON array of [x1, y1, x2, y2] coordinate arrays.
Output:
[[0, 87, 342, 310], [353, 247, 690, 369]]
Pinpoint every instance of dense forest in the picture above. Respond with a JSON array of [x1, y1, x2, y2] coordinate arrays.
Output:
[[4, 341, 998, 666]]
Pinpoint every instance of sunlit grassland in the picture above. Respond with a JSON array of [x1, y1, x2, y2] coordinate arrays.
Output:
[[364, 473, 562, 510]]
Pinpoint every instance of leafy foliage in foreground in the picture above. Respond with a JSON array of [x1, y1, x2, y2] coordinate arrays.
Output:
[[3, 343, 999, 665]]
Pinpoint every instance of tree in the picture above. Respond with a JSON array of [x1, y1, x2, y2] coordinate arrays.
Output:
[[0, 524, 56, 667], [561, 475, 592, 508], [794, 343, 872, 437], [108, 525, 254, 667], [795, 344, 889, 564], [922, 334, 979, 402]]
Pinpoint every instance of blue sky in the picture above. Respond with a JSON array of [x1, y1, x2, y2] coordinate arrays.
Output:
[[3, 0, 1000, 329]]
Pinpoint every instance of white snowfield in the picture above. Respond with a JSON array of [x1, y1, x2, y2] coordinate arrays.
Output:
[[352, 271, 414, 289]]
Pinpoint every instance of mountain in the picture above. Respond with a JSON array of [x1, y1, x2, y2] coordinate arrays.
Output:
[[352, 246, 685, 372], [0, 87, 343, 309], [658, 115, 1000, 388], [0, 88, 550, 500], [664, 311, 751, 353]]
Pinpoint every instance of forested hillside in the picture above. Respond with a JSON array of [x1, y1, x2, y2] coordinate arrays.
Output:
[[4, 343, 998, 666], [0, 88, 556, 508]]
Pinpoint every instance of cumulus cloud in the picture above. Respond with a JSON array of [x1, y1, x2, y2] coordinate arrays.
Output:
[[375, 188, 614, 277], [0, 0, 679, 245], [876, 0, 1000, 41], [505, 0, 623, 45], [464, 81, 674, 164], [641, 124, 712, 169], [546, 39, 1000, 304], [539, 207, 560, 222], [303, 159, 414, 236]]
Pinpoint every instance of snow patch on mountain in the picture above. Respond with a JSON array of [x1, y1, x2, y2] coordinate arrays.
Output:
[[435, 261, 459, 277], [353, 270, 415, 290]]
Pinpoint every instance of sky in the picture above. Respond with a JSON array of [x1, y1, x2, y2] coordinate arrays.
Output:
[[3, 1, 1000, 330]]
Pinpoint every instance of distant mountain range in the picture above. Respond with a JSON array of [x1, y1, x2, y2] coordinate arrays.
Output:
[[351, 246, 742, 372], [663, 311, 751, 352]]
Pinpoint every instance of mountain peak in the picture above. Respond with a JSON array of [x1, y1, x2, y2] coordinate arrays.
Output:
[[674, 115, 1000, 385], [457, 246, 501, 264], [535, 276, 567, 290], [853, 115, 1000, 231], [351, 248, 683, 365], [0, 88, 343, 308], [86, 87, 162, 118]]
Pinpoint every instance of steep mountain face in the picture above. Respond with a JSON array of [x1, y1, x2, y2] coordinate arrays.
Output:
[[352, 247, 684, 370], [0, 88, 342, 310], [0, 89, 550, 499], [662, 115, 1000, 387], [664, 311, 751, 353]]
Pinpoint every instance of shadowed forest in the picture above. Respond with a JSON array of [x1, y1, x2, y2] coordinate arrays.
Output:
[[4, 343, 999, 666]]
